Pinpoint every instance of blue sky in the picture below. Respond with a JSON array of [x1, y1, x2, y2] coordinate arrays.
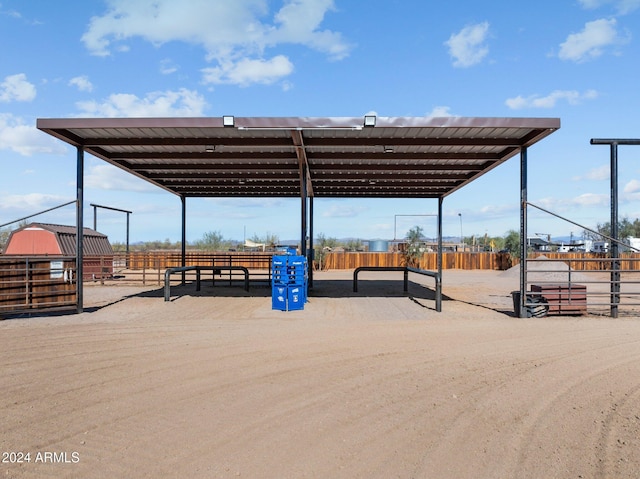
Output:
[[1, 0, 640, 245]]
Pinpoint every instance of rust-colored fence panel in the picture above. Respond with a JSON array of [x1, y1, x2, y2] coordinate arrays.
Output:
[[0, 257, 77, 314], [515, 252, 640, 271], [127, 251, 275, 270], [322, 252, 512, 270]]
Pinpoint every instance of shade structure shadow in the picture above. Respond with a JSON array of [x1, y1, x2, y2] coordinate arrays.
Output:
[[140, 280, 273, 301], [310, 278, 449, 301], [139, 276, 449, 302]]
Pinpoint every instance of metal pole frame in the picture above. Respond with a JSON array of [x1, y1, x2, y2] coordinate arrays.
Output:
[[591, 138, 640, 317], [610, 143, 620, 318], [300, 162, 308, 258], [309, 196, 314, 288], [181, 195, 186, 285], [90, 203, 133, 266], [519, 147, 528, 318], [437, 197, 443, 287], [76, 147, 84, 314]]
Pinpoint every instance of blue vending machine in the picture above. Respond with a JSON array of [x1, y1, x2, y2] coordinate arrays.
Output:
[[271, 254, 307, 311]]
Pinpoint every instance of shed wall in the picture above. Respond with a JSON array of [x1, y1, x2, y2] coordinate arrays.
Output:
[[3, 229, 62, 255]]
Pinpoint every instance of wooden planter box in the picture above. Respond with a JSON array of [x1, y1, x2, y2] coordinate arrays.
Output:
[[530, 283, 587, 315]]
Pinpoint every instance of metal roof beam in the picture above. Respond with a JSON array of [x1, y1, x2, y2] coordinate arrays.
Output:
[[290, 129, 313, 197], [81, 137, 293, 147], [305, 138, 526, 147]]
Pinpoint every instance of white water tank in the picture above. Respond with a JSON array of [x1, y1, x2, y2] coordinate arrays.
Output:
[[368, 240, 389, 252]]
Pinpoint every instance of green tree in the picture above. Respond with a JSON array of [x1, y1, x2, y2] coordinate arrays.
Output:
[[404, 226, 424, 267], [503, 229, 521, 258], [344, 238, 364, 252], [250, 232, 279, 248], [0, 227, 12, 251], [193, 230, 229, 250], [313, 233, 339, 270], [590, 216, 640, 240]]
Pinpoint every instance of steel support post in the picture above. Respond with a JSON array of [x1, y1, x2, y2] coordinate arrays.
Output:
[[519, 147, 528, 318], [437, 198, 444, 312], [300, 163, 308, 258], [181, 195, 186, 285], [437, 197, 443, 286], [610, 143, 620, 318], [309, 196, 314, 288], [76, 147, 84, 313]]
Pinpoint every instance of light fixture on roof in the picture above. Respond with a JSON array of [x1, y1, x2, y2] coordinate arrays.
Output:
[[223, 115, 235, 127], [205, 145, 215, 152], [363, 115, 376, 127], [383, 146, 394, 153]]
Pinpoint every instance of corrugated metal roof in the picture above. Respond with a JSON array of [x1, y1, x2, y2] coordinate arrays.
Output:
[[37, 116, 560, 199], [13, 223, 113, 256]]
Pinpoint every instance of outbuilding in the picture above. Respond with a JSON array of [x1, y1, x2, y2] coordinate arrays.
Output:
[[3, 223, 114, 280]]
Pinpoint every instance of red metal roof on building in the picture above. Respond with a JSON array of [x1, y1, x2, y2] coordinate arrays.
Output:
[[3, 223, 113, 256]]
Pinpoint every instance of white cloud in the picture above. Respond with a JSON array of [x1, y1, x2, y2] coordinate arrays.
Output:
[[69, 75, 94, 92], [478, 203, 518, 219], [74, 88, 207, 117], [268, 0, 350, 61], [207, 198, 286, 209], [530, 193, 609, 213], [201, 55, 294, 86], [322, 204, 368, 218], [558, 18, 627, 62], [578, 0, 640, 14], [0, 73, 36, 102], [85, 164, 156, 192], [426, 106, 456, 117], [505, 89, 598, 109], [0, 114, 67, 156], [623, 179, 640, 193], [159, 58, 178, 75], [444, 22, 490, 68], [81, 0, 351, 86], [0, 192, 71, 212], [571, 193, 609, 207], [573, 165, 610, 181]]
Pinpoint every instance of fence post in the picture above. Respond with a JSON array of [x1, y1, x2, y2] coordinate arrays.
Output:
[[142, 253, 146, 285], [25, 258, 30, 306]]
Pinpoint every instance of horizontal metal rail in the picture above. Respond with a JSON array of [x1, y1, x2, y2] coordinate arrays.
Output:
[[352, 266, 441, 312], [164, 266, 249, 302]]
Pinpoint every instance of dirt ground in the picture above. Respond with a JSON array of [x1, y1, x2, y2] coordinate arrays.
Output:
[[2, 268, 640, 478]]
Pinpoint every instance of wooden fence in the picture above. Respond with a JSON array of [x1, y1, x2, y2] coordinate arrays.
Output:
[[126, 251, 274, 270], [517, 252, 640, 271], [121, 251, 513, 272], [321, 252, 513, 271], [116, 251, 640, 274]]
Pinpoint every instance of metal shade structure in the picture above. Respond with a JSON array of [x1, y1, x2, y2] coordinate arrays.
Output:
[[37, 115, 560, 313], [38, 116, 559, 199]]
